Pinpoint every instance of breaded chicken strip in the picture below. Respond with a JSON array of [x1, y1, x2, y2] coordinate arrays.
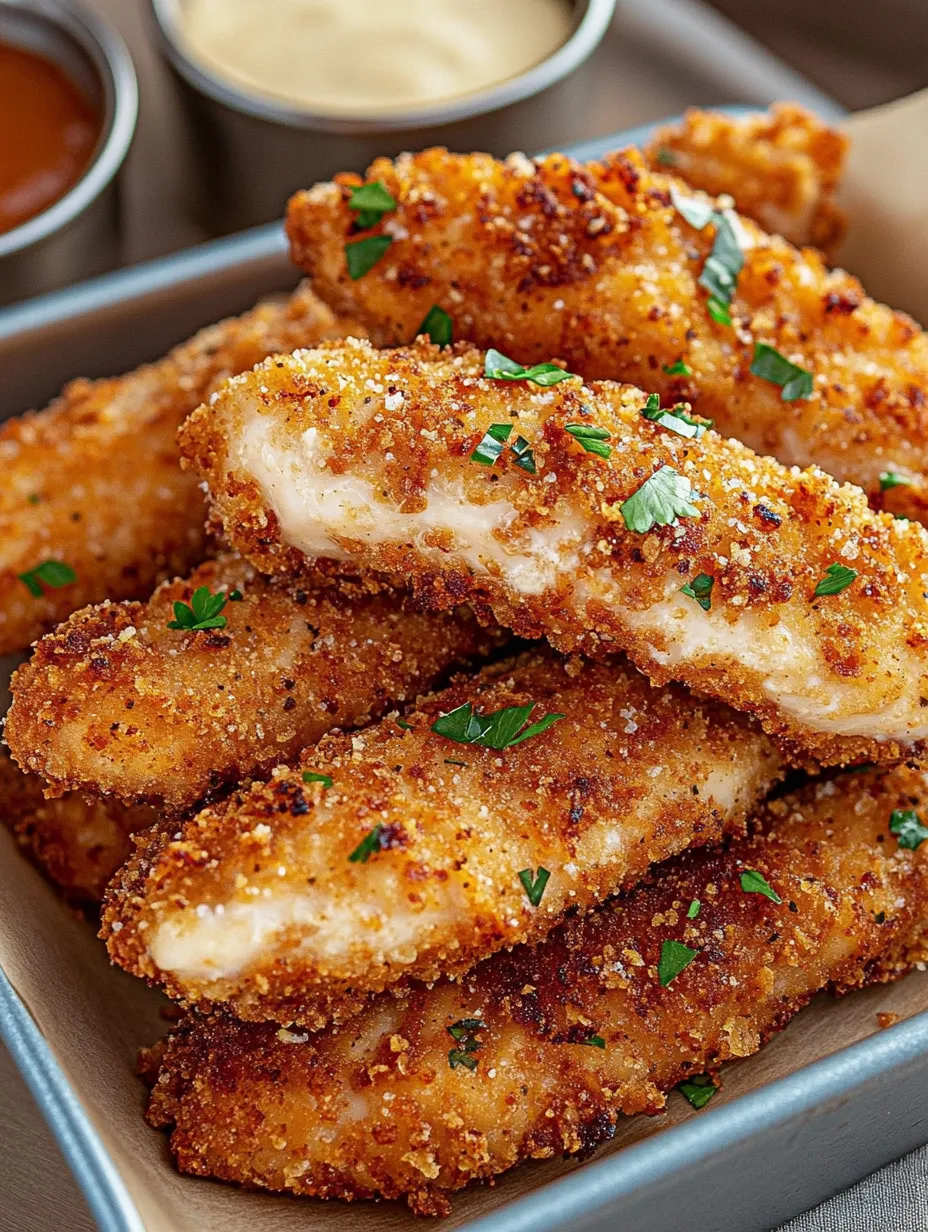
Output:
[[145, 765, 928, 1215], [0, 752, 153, 903], [180, 338, 928, 766], [6, 554, 496, 813], [644, 103, 847, 255], [0, 283, 357, 655], [102, 649, 782, 1028], [286, 146, 928, 523]]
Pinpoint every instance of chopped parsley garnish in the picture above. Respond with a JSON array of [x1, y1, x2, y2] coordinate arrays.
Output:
[[348, 823, 385, 863], [813, 563, 857, 598], [641, 393, 710, 440], [302, 771, 332, 788], [345, 234, 392, 279], [687, 899, 701, 919], [580, 1034, 606, 1049], [740, 869, 782, 904], [670, 188, 743, 321], [510, 435, 537, 474], [431, 702, 564, 750], [880, 471, 910, 491], [228, 588, 244, 602], [620, 466, 700, 533], [518, 866, 551, 907], [348, 180, 397, 229], [663, 360, 692, 376], [27, 493, 41, 505], [17, 558, 76, 598], [565, 423, 611, 458], [750, 343, 813, 401], [889, 809, 928, 851], [681, 573, 714, 611], [670, 186, 714, 230], [444, 758, 468, 767], [469, 423, 535, 472], [658, 939, 698, 987], [418, 304, 453, 346], [167, 585, 229, 631], [484, 348, 576, 387], [655, 147, 677, 167], [707, 297, 732, 327], [397, 718, 413, 730], [678, 1074, 718, 1109], [447, 1017, 486, 1071]]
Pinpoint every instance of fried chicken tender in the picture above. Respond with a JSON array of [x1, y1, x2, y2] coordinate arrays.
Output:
[[145, 765, 928, 1215], [6, 553, 496, 813], [286, 146, 928, 524], [0, 752, 153, 902], [0, 283, 357, 655], [102, 649, 782, 1028], [180, 338, 928, 765], [644, 103, 847, 255]]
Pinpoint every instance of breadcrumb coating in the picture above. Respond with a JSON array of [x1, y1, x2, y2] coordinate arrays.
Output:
[[145, 765, 928, 1215], [6, 553, 497, 813], [180, 338, 928, 765], [102, 649, 782, 1028], [0, 283, 356, 654], [286, 145, 928, 523], [0, 752, 153, 903], [644, 103, 847, 255]]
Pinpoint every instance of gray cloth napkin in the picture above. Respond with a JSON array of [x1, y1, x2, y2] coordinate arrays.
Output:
[[780, 1146, 928, 1230]]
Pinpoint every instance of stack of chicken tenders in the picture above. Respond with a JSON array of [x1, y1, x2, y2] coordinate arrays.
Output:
[[5, 105, 928, 1217]]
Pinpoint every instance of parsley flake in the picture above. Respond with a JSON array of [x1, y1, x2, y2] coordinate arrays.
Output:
[[750, 343, 813, 401], [470, 423, 512, 466], [655, 147, 677, 167], [518, 866, 550, 907], [889, 809, 928, 851], [681, 573, 714, 611], [740, 869, 782, 904], [17, 559, 76, 598], [670, 186, 715, 230], [167, 585, 229, 631], [658, 939, 698, 987], [228, 588, 244, 602], [880, 471, 910, 491], [707, 297, 732, 327], [348, 180, 397, 229], [302, 772, 332, 789], [510, 435, 537, 474], [663, 361, 692, 376], [813, 563, 857, 597], [345, 234, 392, 279], [418, 304, 453, 346], [641, 396, 710, 439], [397, 718, 413, 730], [348, 823, 385, 863], [678, 1074, 717, 1109], [565, 422, 611, 458], [447, 1017, 486, 1071], [687, 899, 701, 919], [484, 348, 576, 387], [620, 466, 700, 533], [580, 1034, 606, 1049], [699, 211, 744, 307], [431, 702, 564, 750]]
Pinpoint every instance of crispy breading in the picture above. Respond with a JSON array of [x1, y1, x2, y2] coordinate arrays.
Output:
[[644, 103, 847, 255], [102, 649, 782, 1028], [6, 553, 498, 813], [0, 752, 153, 903], [286, 146, 928, 523], [145, 765, 928, 1215], [180, 338, 928, 765], [0, 283, 357, 655]]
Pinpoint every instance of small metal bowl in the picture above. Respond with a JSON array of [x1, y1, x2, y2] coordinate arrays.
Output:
[[150, 0, 616, 234], [0, 0, 137, 307]]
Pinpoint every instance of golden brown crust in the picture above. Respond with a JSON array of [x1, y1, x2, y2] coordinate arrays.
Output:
[[146, 765, 928, 1213], [102, 649, 782, 1027], [6, 553, 501, 812], [644, 103, 847, 255], [286, 146, 928, 523], [0, 283, 358, 654], [180, 337, 928, 766]]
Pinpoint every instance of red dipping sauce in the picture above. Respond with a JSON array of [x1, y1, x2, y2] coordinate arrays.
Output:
[[0, 41, 101, 235]]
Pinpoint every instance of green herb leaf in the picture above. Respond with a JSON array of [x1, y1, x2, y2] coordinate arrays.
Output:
[[431, 702, 564, 750], [348, 180, 397, 228], [813, 563, 857, 598], [640, 401, 710, 440], [397, 718, 413, 730], [687, 899, 701, 919], [663, 361, 692, 376], [447, 1018, 486, 1071], [580, 1034, 606, 1049], [27, 493, 41, 505], [655, 147, 677, 167], [750, 343, 814, 401], [17, 559, 76, 598], [880, 471, 911, 491], [670, 186, 715, 231], [228, 588, 244, 602], [470, 423, 512, 466], [348, 823, 385, 863], [510, 435, 536, 474], [418, 304, 453, 346], [658, 939, 698, 987], [681, 573, 714, 612], [484, 348, 576, 387], [518, 866, 551, 907], [565, 423, 612, 459], [345, 234, 392, 279], [889, 809, 928, 851], [444, 758, 468, 768], [678, 1074, 717, 1109], [620, 466, 701, 533], [302, 772, 333, 789], [699, 211, 744, 306], [707, 297, 732, 327], [166, 585, 229, 631], [740, 869, 782, 904]]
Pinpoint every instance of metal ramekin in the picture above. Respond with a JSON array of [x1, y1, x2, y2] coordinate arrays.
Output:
[[0, 0, 137, 307], [149, 0, 616, 234]]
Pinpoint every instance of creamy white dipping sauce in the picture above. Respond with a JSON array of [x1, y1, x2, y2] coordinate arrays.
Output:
[[178, 0, 574, 113]]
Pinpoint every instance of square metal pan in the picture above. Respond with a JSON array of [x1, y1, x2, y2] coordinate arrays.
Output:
[[3, 117, 928, 1232]]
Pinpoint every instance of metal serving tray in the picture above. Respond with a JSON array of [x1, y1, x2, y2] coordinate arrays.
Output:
[[2, 118, 928, 1232]]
